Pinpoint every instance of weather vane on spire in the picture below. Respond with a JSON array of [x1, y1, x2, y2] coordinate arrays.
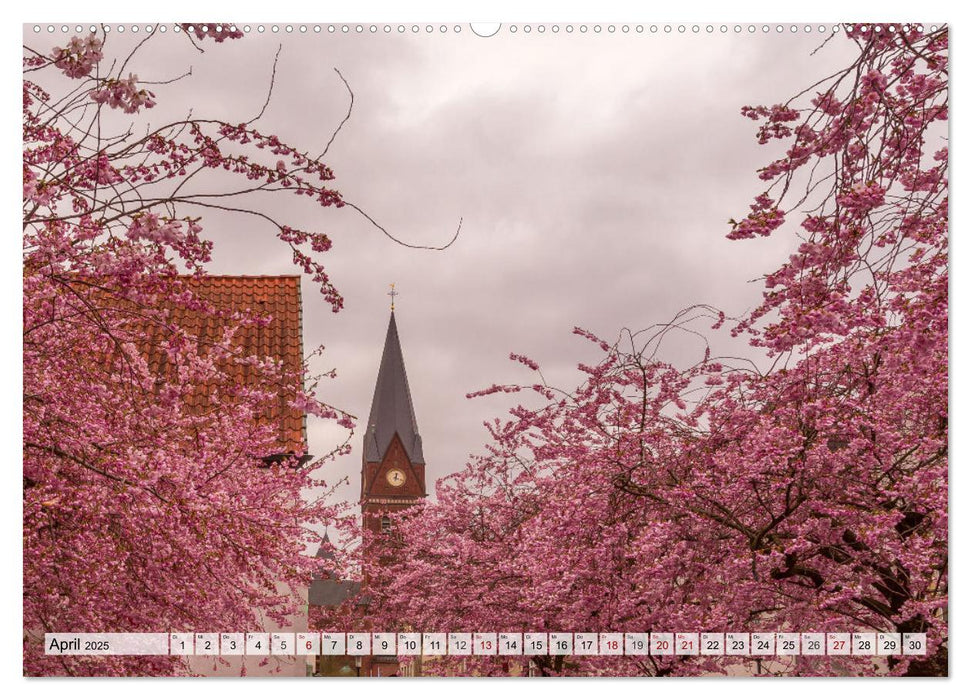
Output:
[[388, 283, 398, 312]]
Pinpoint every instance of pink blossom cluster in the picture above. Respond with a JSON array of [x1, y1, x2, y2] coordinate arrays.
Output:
[[509, 353, 540, 371], [741, 103, 800, 143], [50, 34, 103, 78], [24, 28, 356, 676], [89, 74, 156, 113], [837, 181, 887, 214], [348, 25, 948, 678], [75, 153, 124, 188], [729, 25, 947, 356], [179, 23, 244, 43], [726, 193, 785, 240], [126, 213, 202, 250]]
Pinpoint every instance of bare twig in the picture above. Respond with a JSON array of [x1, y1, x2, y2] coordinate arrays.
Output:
[[317, 67, 354, 160], [810, 29, 839, 56], [248, 44, 282, 124], [182, 27, 205, 54], [343, 201, 463, 250]]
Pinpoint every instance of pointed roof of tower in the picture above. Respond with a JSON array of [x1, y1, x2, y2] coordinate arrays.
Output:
[[364, 311, 424, 464], [309, 531, 360, 605], [314, 530, 335, 562]]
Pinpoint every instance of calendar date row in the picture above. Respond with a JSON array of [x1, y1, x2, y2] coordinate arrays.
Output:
[[45, 631, 927, 657]]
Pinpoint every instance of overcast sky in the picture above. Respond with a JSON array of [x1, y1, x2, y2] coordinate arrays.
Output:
[[25, 24, 858, 526]]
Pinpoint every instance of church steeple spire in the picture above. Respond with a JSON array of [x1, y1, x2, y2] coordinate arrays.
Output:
[[357, 304, 427, 677], [363, 310, 424, 465]]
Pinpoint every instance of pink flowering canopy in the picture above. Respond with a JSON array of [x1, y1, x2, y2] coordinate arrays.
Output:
[[24, 26, 357, 675], [356, 25, 948, 677]]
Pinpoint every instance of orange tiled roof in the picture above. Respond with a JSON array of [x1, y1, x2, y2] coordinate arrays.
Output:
[[135, 275, 307, 455]]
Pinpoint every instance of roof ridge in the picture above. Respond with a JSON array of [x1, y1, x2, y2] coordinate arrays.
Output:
[[178, 274, 301, 279]]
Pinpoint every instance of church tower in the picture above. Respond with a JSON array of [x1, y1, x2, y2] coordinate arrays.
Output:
[[361, 309, 427, 540]]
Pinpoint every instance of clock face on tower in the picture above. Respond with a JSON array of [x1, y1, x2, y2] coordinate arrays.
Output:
[[386, 468, 407, 487]]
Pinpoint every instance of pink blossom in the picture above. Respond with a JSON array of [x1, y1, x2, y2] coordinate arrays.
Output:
[[50, 34, 103, 78]]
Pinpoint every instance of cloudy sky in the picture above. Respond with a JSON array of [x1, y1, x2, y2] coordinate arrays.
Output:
[[25, 24, 859, 523]]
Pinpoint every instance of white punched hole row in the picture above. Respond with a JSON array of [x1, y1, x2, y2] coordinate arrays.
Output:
[[31, 23, 941, 37]]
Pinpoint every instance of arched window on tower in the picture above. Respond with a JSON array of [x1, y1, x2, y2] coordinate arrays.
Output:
[[380, 516, 392, 533]]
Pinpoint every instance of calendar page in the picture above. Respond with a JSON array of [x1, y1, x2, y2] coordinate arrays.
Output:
[[21, 11, 948, 683]]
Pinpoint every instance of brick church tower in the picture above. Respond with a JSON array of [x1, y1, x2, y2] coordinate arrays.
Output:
[[358, 309, 426, 677], [361, 310, 427, 538], [310, 307, 427, 677]]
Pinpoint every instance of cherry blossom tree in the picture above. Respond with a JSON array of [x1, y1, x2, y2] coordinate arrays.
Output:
[[360, 24, 947, 677], [23, 25, 358, 675]]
